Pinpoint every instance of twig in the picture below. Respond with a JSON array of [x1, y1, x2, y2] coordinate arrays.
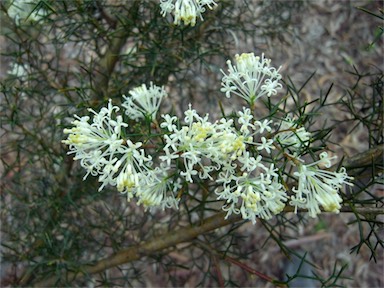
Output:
[[196, 240, 282, 286], [91, 25, 129, 100], [90, 1, 140, 101], [31, 204, 384, 286], [32, 212, 243, 287], [281, 232, 332, 249], [283, 206, 384, 215], [341, 144, 384, 171], [17, 7, 137, 283]]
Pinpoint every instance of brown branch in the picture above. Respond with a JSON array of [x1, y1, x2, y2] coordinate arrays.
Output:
[[32, 204, 384, 286], [91, 25, 128, 100], [32, 212, 242, 287], [195, 240, 280, 286], [283, 206, 384, 215], [341, 144, 384, 171], [90, 1, 141, 101]]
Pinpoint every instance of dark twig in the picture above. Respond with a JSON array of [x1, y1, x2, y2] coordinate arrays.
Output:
[[90, 2, 140, 101], [32, 212, 243, 287]]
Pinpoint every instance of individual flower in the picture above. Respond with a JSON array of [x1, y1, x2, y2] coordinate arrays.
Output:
[[290, 152, 354, 217], [160, 114, 178, 132], [62, 100, 128, 179], [256, 136, 274, 153], [221, 53, 282, 106], [113, 140, 153, 200], [122, 82, 167, 121], [237, 107, 255, 134], [254, 119, 273, 134], [159, 0, 218, 26], [273, 116, 311, 151], [62, 100, 152, 199], [215, 164, 287, 224], [136, 165, 181, 210]]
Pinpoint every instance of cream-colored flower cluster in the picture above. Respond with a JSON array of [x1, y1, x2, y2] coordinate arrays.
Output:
[[63, 86, 180, 210], [160, 0, 218, 26], [122, 82, 167, 121], [63, 53, 353, 223], [221, 53, 283, 106]]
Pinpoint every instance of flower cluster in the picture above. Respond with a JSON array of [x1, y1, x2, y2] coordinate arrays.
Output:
[[221, 53, 283, 106], [63, 53, 353, 223], [122, 82, 167, 121], [273, 116, 311, 152], [161, 105, 246, 181], [63, 86, 179, 210], [160, 0, 218, 26], [290, 152, 354, 218]]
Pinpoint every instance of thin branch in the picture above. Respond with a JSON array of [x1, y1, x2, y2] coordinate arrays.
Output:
[[341, 144, 384, 171], [31, 204, 384, 286], [90, 1, 141, 101], [32, 212, 243, 287], [196, 240, 282, 286], [91, 24, 129, 100], [283, 206, 384, 215]]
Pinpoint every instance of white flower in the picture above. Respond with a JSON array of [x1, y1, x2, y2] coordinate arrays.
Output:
[[62, 100, 152, 198], [221, 53, 282, 105], [215, 165, 287, 224], [160, 107, 216, 182], [274, 116, 311, 151], [254, 119, 273, 134], [122, 82, 167, 121], [290, 152, 354, 217], [256, 136, 274, 153], [160, 0, 174, 17], [159, 0, 218, 26], [113, 140, 152, 199], [136, 166, 181, 210], [236, 152, 262, 172], [160, 114, 178, 132], [160, 105, 250, 183], [62, 100, 128, 179], [237, 107, 255, 134]]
